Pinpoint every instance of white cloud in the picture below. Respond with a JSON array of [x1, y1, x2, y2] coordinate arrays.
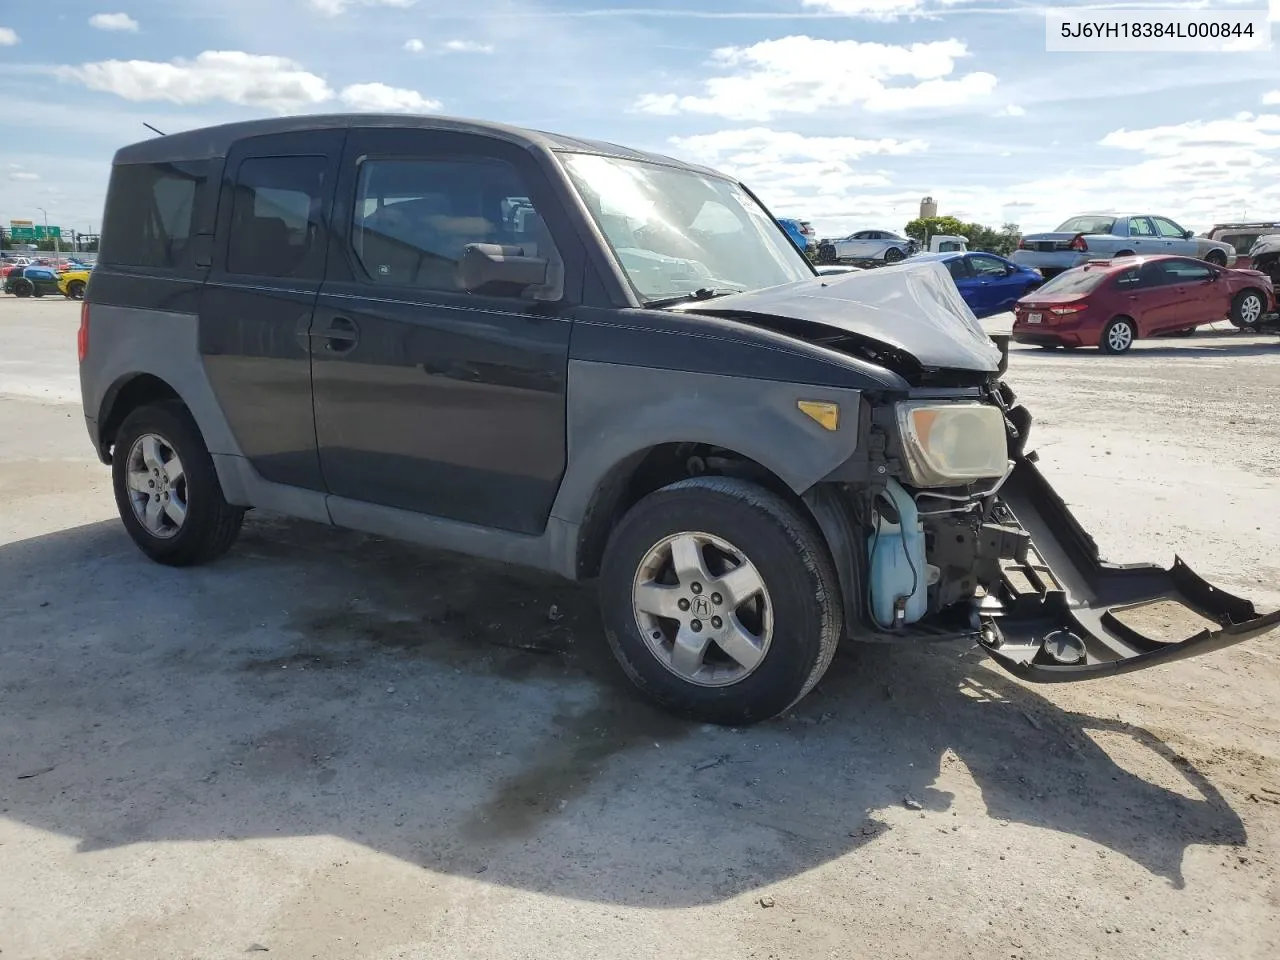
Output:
[[997, 104, 1026, 117], [442, 39, 495, 54], [1265, 90, 1280, 105], [9, 171, 40, 182], [89, 13, 140, 32], [338, 82, 440, 113], [801, 0, 923, 16], [1100, 113, 1280, 156], [309, 0, 414, 15], [57, 51, 335, 111], [0, 27, 18, 45], [635, 36, 996, 120], [404, 38, 424, 52]]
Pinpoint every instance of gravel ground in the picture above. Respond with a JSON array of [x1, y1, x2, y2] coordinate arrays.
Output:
[[2, 296, 1278, 960]]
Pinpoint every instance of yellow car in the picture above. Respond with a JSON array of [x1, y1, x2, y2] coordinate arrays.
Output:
[[58, 269, 91, 300]]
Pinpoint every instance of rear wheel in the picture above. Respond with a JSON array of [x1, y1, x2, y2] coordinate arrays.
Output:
[[12, 278, 33, 297], [1100, 317, 1136, 354], [599, 477, 842, 725], [112, 402, 244, 566], [1115, 250, 1135, 259], [1231, 289, 1266, 330]]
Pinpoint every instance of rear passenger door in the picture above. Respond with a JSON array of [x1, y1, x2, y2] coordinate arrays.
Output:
[[199, 130, 345, 491], [310, 128, 580, 535], [1120, 217, 1157, 254]]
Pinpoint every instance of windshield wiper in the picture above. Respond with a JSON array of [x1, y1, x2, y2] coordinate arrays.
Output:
[[642, 287, 742, 309]]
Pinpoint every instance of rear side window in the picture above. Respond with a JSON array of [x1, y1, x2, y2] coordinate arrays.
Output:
[[225, 156, 328, 279], [99, 161, 209, 269]]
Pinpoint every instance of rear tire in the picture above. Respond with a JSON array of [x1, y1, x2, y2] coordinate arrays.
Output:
[[12, 279, 32, 298], [1100, 317, 1136, 354], [112, 402, 244, 567], [599, 477, 842, 725], [1231, 289, 1266, 330], [1115, 250, 1136, 260]]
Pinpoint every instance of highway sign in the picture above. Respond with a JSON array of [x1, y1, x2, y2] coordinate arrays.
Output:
[[7, 223, 62, 241]]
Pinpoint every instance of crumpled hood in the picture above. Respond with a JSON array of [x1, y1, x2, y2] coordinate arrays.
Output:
[[677, 260, 1002, 373], [1250, 234, 1280, 258]]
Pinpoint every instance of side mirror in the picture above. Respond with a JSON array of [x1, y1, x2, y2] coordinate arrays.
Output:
[[459, 243, 549, 296], [1184, 230, 1195, 239]]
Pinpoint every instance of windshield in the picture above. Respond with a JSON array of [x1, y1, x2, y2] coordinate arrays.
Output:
[[559, 152, 814, 303], [1034, 267, 1109, 296], [1055, 216, 1116, 235]]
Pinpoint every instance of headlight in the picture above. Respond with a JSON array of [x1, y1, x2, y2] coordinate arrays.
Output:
[[895, 402, 1009, 487]]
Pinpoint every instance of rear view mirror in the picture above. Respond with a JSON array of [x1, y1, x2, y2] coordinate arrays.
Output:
[[459, 243, 548, 296]]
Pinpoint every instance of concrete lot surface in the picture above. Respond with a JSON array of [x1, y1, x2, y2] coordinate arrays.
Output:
[[2, 296, 1279, 959]]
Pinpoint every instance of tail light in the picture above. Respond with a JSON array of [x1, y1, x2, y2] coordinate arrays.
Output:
[[1069, 234, 1088, 252], [77, 301, 89, 362], [1049, 304, 1086, 315]]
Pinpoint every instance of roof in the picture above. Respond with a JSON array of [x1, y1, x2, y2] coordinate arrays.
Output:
[[911, 251, 965, 262], [111, 112, 724, 177]]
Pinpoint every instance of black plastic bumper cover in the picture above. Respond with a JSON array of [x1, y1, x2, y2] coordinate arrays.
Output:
[[981, 457, 1280, 681]]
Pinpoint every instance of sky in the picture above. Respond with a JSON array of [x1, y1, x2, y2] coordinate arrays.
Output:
[[0, 0, 1278, 239]]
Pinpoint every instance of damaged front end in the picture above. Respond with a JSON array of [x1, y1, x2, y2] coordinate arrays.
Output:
[[692, 261, 1279, 679], [967, 383, 1280, 680]]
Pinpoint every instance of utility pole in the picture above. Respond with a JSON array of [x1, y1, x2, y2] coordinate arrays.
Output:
[[37, 207, 60, 260]]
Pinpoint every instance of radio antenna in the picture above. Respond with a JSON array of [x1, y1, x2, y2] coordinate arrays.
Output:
[[142, 122, 167, 137]]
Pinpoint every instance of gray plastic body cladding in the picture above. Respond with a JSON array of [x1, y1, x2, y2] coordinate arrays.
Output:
[[549, 359, 863, 526], [80, 303, 332, 524]]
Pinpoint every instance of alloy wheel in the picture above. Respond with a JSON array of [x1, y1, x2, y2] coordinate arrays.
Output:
[[1107, 321, 1133, 352], [124, 433, 188, 539], [631, 531, 774, 687]]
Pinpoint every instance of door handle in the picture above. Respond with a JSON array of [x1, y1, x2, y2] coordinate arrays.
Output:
[[312, 316, 359, 353]]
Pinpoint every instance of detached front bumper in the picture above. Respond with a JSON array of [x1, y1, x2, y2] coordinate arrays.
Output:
[[979, 456, 1280, 680]]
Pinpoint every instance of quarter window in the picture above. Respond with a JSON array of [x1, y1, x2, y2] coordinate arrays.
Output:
[[225, 156, 328, 279], [99, 161, 208, 269], [351, 157, 559, 299]]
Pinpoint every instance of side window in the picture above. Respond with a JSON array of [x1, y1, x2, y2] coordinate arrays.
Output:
[[1113, 266, 1141, 287], [968, 254, 1007, 277], [1127, 217, 1156, 237], [1138, 262, 1171, 287], [945, 259, 969, 281], [1162, 259, 1213, 282], [225, 156, 328, 279], [1153, 217, 1187, 239], [352, 157, 560, 299], [99, 161, 208, 269]]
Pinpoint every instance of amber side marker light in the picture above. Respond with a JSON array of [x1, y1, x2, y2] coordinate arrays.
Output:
[[797, 400, 839, 431]]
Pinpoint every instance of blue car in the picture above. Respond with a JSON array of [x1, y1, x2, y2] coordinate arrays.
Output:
[[911, 251, 1043, 318], [776, 217, 815, 254]]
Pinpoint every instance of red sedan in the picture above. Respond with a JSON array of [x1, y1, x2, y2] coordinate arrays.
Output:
[[1012, 255, 1276, 353]]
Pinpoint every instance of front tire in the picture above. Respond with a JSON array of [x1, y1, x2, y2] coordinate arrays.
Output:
[[599, 477, 842, 725], [884, 247, 905, 264], [1100, 317, 1136, 354], [112, 402, 244, 566], [66, 280, 86, 300], [1205, 250, 1227, 267], [1231, 289, 1266, 330]]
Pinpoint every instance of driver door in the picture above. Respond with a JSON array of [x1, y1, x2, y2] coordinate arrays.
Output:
[[310, 128, 583, 535]]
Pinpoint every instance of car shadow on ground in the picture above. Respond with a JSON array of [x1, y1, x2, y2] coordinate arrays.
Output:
[[0, 514, 1247, 906]]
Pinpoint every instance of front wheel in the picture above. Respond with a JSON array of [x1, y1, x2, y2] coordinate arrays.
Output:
[[1231, 289, 1266, 330], [112, 402, 245, 566], [66, 280, 86, 300], [1100, 317, 1136, 354], [599, 477, 842, 725], [883, 247, 905, 264], [1205, 250, 1227, 267]]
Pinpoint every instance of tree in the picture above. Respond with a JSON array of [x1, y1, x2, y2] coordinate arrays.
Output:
[[903, 216, 1022, 256]]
